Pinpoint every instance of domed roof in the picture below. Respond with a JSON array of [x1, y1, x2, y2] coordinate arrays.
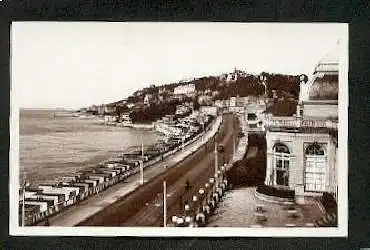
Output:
[[307, 45, 339, 101], [313, 44, 339, 73], [308, 73, 338, 100]]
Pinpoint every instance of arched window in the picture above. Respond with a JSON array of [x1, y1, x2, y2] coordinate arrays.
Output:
[[273, 143, 290, 186], [304, 142, 327, 192]]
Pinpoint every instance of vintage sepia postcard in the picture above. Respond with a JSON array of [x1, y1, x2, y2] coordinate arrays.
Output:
[[9, 22, 348, 237]]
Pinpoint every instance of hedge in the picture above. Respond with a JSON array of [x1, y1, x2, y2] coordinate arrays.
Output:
[[256, 184, 295, 199]]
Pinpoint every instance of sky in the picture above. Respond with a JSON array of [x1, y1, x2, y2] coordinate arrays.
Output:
[[11, 22, 347, 109]]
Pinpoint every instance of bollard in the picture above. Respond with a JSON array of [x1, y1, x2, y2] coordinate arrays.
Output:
[[172, 215, 178, 224], [185, 216, 192, 226], [196, 212, 206, 227]]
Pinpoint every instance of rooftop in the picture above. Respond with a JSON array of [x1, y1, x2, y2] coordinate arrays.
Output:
[[308, 74, 338, 101]]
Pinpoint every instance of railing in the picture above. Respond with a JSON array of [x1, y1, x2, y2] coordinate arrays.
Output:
[[265, 117, 338, 130]]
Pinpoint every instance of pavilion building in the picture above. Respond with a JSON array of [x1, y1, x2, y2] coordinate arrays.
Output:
[[264, 45, 339, 205]]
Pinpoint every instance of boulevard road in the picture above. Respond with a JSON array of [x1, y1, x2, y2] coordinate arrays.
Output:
[[78, 114, 237, 226]]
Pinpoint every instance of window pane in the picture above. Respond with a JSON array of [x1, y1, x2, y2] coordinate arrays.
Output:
[[284, 160, 289, 169], [276, 170, 284, 185], [276, 159, 282, 169], [305, 177, 313, 182], [276, 170, 289, 186]]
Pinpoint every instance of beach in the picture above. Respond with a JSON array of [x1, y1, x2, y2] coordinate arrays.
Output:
[[19, 109, 163, 186]]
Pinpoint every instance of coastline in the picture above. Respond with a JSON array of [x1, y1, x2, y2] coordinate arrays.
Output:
[[19, 109, 162, 186]]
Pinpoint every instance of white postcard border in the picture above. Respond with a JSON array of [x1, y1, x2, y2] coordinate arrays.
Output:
[[9, 22, 348, 237]]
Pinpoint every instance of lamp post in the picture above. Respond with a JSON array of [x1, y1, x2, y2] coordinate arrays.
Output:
[[209, 177, 216, 194], [184, 202, 190, 226], [196, 188, 206, 226], [139, 136, 144, 185], [201, 122, 205, 143], [214, 143, 218, 187], [163, 181, 167, 227], [21, 180, 29, 227], [172, 215, 178, 226], [217, 170, 222, 189], [139, 160, 144, 185], [221, 165, 226, 190], [233, 130, 236, 159]]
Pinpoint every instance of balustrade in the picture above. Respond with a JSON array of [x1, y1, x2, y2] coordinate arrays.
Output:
[[265, 117, 338, 131]]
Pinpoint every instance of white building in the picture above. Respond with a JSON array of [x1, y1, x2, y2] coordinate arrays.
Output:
[[229, 106, 244, 114], [198, 95, 212, 105], [264, 45, 339, 204], [214, 100, 226, 108], [245, 102, 266, 131], [229, 96, 237, 107], [200, 106, 218, 116], [175, 105, 190, 116], [174, 84, 196, 97]]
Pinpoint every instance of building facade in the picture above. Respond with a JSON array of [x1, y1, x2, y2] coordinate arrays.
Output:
[[174, 84, 196, 97], [264, 46, 339, 204]]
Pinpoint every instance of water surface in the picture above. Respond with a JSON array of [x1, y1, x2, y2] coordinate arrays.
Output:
[[19, 109, 163, 185]]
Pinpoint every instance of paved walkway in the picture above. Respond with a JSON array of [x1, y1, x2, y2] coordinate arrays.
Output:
[[38, 116, 223, 226], [208, 187, 324, 227]]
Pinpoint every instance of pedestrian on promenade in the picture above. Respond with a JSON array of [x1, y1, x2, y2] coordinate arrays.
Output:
[[179, 196, 183, 209], [185, 180, 190, 191], [45, 218, 49, 226]]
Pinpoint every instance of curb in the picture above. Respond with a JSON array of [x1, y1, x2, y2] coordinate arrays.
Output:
[[254, 189, 294, 204]]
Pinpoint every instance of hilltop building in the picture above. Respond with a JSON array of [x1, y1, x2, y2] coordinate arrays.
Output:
[[174, 84, 196, 97], [264, 45, 339, 204]]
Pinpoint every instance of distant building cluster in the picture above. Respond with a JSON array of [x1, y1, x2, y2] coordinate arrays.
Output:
[[173, 84, 196, 97], [80, 104, 116, 115], [218, 68, 249, 82]]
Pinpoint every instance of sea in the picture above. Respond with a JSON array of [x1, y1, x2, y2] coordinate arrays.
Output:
[[19, 109, 163, 186]]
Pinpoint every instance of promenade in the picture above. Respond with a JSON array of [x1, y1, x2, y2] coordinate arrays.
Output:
[[79, 113, 236, 226], [36, 115, 223, 226], [208, 187, 324, 227]]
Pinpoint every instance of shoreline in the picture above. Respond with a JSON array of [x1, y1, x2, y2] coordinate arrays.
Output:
[[33, 115, 222, 226]]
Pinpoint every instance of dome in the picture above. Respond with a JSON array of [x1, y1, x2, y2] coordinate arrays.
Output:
[[308, 73, 338, 100], [314, 44, 339, 73], [307, 44, 339, 101]]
